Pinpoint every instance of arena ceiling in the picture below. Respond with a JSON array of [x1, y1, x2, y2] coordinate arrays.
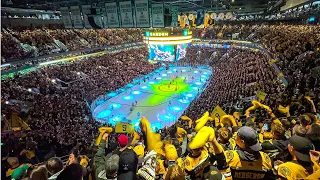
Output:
[[4, 0, 278, 14]]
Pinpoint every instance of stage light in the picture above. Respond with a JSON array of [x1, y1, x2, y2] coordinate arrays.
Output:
[[143, 35, 192, 41], [183, 30, 188, 36], [77, 72, 81, 75], [144, 39, 192, 45], [161, 74, 167, 77], [186, 93, 193, 97], [156, 77, 162, 80], [140, 85, 148, 89], [132, 91, 141, 95], [194, 70, 199, 73], [107, 92, 117, 97], [170, 106, 182, 112], [179, 99, 190, 104], [148, 81, 155, 84], [127, 83, 134, 87], [123, 95, 134, 100], [195, 82, 202, 85], [109, 103, 121, 109], [5, 101, 9, 104], [28, 88, 32, 92], [51, 79, 56, 83]]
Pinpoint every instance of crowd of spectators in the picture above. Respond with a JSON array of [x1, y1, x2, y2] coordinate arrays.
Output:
[[1, 24, 320, 180], [183, 47, 283, 120], [1, 28, 143, 63], [1, 47, 159, 179]]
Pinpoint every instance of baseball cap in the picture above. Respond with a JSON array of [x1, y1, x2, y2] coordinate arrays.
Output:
[[289, 135, 314, 162], [118, 149, 138, 180], [105, 154, 120, 176], [237, 126, 262, 151], [118, 134, 129, 147]]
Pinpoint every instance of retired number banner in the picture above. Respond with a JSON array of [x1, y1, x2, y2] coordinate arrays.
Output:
[[151, 3, 164, 27], [60, 7, 73, 28], [135, 0, 149, 27], [119, 1, 134, 28], [105, 2, 120, 28], [70, 6, 83, 28]]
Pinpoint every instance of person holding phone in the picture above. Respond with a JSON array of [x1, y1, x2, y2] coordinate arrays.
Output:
[[261, 123, 290, 162]]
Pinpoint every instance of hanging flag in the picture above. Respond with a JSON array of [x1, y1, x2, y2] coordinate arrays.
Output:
[[195, 9, 205, 27], [135, 0, 150, 27], [119, 1, 134, 27], [105, 2, 120, 28], [151, 3, 164, 27]]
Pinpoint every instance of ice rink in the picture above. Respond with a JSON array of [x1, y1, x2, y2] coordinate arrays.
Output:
[[92, 66, 212, 130]]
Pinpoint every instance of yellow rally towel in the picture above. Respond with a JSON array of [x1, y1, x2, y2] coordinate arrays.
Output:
[[181, 115, 192, 121], [189, 126, 215, 150], [95, 127, 113, 146], [177, 127, 187, 143], [133, 145, 145, 158], [220, 115, 237, 127], [278, 105, 289, 114], [131, 131, 141, 145], [195, 112, 213, 132], [140, 117, 161, 151], [164, 144, 178, 161]]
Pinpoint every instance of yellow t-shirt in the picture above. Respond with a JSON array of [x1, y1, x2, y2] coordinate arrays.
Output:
[[223, 150, 273, 179], [184, 150, 210, 178], [278, 162, 311, 180]]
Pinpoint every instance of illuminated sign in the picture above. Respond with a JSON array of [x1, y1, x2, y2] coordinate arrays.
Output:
[[149, 32, 169, 36]]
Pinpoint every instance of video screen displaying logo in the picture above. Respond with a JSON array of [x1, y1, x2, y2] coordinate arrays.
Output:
[[149, 44, 175, 61]]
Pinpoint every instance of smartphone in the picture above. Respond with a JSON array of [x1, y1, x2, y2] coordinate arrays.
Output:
[[263, 124, 269, 131]]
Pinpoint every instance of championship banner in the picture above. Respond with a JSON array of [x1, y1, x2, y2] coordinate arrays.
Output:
[[115, 122, 134, 133], [70, 6, 83, 28], [196, 9, 205, 27], [178, 14, 188, 27], [119, 1, 134, 28], [256, 91, 267, 101], [60, 7, 73, 28], [135, 0, 149, 27], [105, 2, 120, 28], [151, 3, 164, 27], [211, 105, 227, 120], [82, 5, 92, 28]]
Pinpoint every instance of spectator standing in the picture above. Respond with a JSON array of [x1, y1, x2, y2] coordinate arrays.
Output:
[[116, 134, 138, 180]]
